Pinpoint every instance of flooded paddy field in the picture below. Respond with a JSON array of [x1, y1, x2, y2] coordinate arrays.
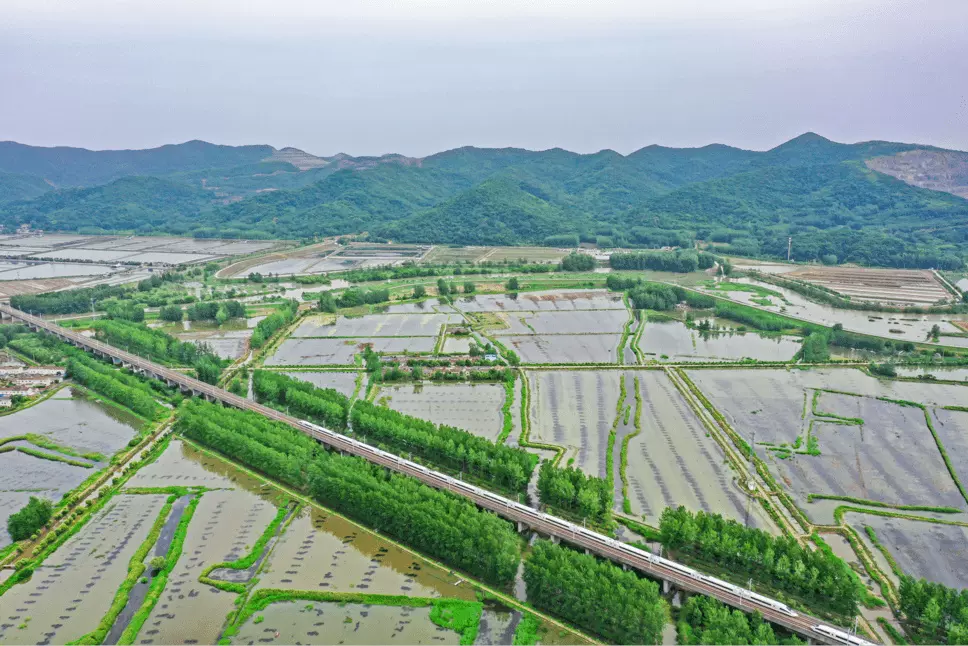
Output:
[[718, 278, 968, 346], [266, 337, 436, 366], [687, 368, 967, 517], [0, 494, 168, 644], [179, 329, 251, 359], [375, 382, 506, 441], [846, 513, 968, 588], [0, 387, 140, 455], [293, 312, 461, 338], [895, 366, 968, 382], [528, 371, 623, 477], [626, 372, 776, 531], [782, 267, 951, 306], [282, 371, 360, 397], [507, 334, 621, 364], [454, 290, 624, 313], [492, 309, 629, 336], [231, 601, 460, 645], [25, 248, 140, 263], [442, 336, 473, 353], [125, 439, 254, 490], [638, 321, 801, 362], [256, 506, 472, 598], [931, 409, 968, 485], [0, 262, 116, 280], [137, 489, 278, 645]]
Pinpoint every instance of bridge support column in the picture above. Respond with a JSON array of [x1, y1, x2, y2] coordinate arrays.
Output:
[[550, 535, 559, 544], [517, 521, 527, 533], [663, 579, 672, 595]]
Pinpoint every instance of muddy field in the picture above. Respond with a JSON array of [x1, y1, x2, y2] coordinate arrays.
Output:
[[528, 371, 622, 477], [293, 313, 461, 338], [256, 506, 472, 599], [626, 372, 776, 531], [0, 494, 168, 644], [137, 489, 278, 645], [231, 601, 460, 645], [784, 266, 952, 306], [638, 322, 801, 362], [375, 382, 506, 441], [507, 334, 621, 364], [848, 513, 968, 588], [454, 290, 624, 313], [492, 310, 629, 336], [281, 371, 360, 397]]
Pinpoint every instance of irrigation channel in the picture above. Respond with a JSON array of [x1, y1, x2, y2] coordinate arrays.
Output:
[[0, 303, 873, 646]]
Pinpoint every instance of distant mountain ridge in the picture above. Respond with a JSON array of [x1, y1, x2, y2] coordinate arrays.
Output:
[[0, 133, 966, 269]]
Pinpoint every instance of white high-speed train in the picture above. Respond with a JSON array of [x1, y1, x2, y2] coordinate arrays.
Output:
[[297, 420, 817, 624]]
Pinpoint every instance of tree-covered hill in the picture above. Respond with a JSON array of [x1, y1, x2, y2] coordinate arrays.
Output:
[[0, 172, 51, 204], [0, 133, 966, 269]]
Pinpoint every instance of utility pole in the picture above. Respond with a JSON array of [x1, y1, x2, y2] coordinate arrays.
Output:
[[787, 237, 792, 262]]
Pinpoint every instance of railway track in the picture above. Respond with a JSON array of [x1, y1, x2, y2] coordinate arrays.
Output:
[[0, 303, 873, 645]]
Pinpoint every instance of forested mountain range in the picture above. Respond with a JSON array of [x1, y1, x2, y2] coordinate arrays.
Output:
[[1, 133, 967, 269]]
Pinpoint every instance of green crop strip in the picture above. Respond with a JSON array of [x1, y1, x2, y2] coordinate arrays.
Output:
[[118, 494, 201, 645], [806, 494, 961, 514], [15, 445, 95, 469], [72, 496, 176, 645], [833, 505, 968, 529], [630, 316, 646, 364], [497, 374, 515, 444], [620, 376, 643, 514], [199, 503, 294, 594], [863, 525, 904, 579], [517, 371, 565, 464], [877, 617, 909, 644], [223, 589, 483, 645], [616, 297, 634, 365]]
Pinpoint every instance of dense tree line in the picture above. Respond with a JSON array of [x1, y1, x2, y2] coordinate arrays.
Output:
[[350, 400, 536, 494], [799, 332, 831, 362], [898, 576, 968, 643], [628, 283, 716, 311], [609, 250, 721, 273], [536, 462, 611, 524], [524, 540, 667, 644], [660, 507, 858, 615], [559, 252, 595, 272], [252, 370, 349, 430], [336, 287, 391, 308], [250, 299, 299, 349], [11, 284, 129, 315], [7, 496, 53, 542], [186, 299, 246, 323], [677, 595, 804, 645], [176, 399, 522, 586], [91, 319, 226, 384], [67, 354, 163, 419], [6, 333, 71, 364]]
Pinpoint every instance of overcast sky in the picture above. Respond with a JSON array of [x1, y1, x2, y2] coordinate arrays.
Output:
[[2, 0, 966, 157]]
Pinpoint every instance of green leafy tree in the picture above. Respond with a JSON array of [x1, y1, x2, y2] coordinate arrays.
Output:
[[7, 496, 53, 542]]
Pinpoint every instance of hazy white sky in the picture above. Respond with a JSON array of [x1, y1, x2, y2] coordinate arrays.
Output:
[[2, 0, 966, 156]]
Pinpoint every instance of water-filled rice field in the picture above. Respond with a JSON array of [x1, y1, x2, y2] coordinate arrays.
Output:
[[528, 371, 623, 477], [688, 368, 968, 519], [625, 372, 776, 531], [137, 489, 278, 645], [930, 408, 968, 487], [507, 334, 621, 364], [266, 337, 436, 366], [282, 371, 360, 397], [375, 382, 506, 441], [492, 310, 629, 335], [0, 494, 168, 644], [255, 506, 471, 598], [293, 313, 461, 338], [454, 290, 624, 313], [847, 512, 968, 589], [0, 263, 115, 280], [125, 439, 251, 490], [231, 602, 460, 645], [637, 322, 801, 362]]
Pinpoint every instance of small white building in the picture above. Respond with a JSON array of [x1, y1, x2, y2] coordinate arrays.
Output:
[[0, 386, 37, 397], [0, 398, 12, 408]]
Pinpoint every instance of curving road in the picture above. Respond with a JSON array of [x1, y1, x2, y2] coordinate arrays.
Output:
[[0, 303, 872, 645]]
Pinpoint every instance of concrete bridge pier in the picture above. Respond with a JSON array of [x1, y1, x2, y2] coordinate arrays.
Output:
[[517, 521, 528, 532], [550, 535, 560, 544]]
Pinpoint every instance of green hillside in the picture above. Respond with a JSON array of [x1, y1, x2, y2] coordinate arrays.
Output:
[[0, 133, 965, 269], [0, 172, 51, 204]]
